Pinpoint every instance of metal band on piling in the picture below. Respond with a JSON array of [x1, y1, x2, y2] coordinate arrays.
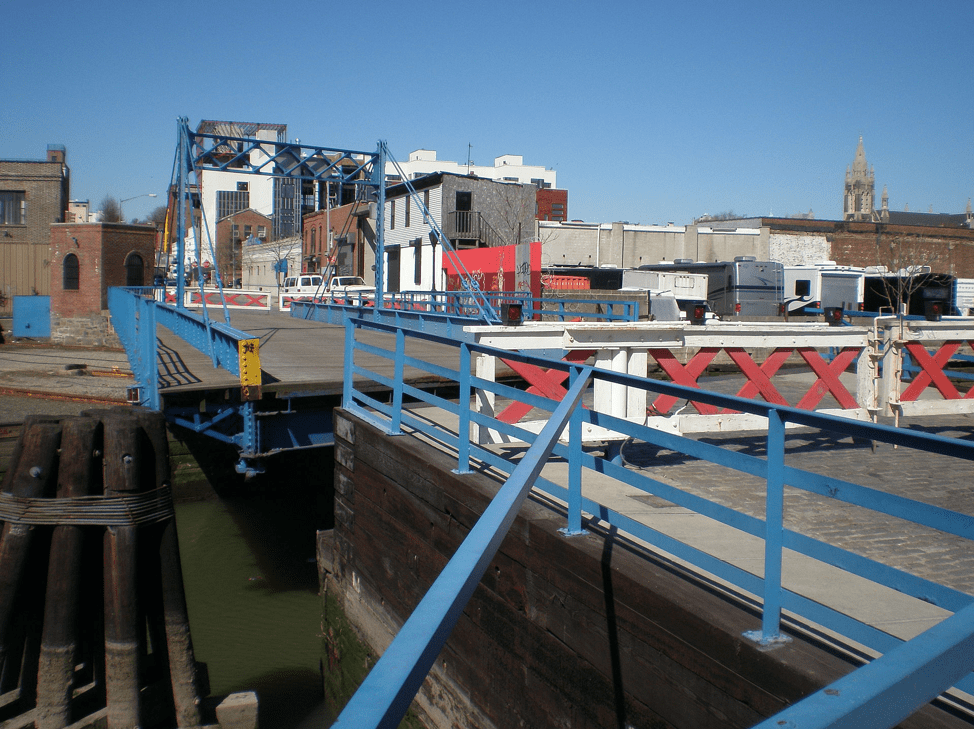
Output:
[[0, 487, 175, 527]]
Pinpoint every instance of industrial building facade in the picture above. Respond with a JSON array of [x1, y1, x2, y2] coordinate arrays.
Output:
[[0, 145, 70, 305]]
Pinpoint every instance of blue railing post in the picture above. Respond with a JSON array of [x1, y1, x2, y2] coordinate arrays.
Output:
[[136, 293, 159, 409], [342, 317, 355, 410], [390, 327, 405, 435], [747, 408, 789, 645], [560, 365, 587, 537], [455, 342, 472, 474]]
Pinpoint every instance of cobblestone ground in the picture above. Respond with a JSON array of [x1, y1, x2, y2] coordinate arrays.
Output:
[[620, 403, 974, 597]]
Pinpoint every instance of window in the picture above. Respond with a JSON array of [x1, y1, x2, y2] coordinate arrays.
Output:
[[404, 196, 410, 227], [390, 199, 396, 229], [125, 253, 145, 286], [0, 191, 26, 225], [232, 224, 240, 239], [63, 253, 79, 290], [236, 181, 249, 192], [413, 239, 422, 285], [310, 227, 316, 255], [423, 190, 430, 221], [795, 279, 811, 296], [257, 225, 266, 240], [216, 190, 249, 220], [244, 225, 252, 239]]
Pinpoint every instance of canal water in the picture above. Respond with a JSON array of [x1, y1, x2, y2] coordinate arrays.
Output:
[[174, 447, 335, 727]]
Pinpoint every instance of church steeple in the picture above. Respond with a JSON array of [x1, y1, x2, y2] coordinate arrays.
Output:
[[844, 135, 876, 221]]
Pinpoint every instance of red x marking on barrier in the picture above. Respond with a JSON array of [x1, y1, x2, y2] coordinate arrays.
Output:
[[900, 341, 974, 402], [497, 349, 595, 424], [648, 348, 721, 415], [794, 347, 860, 410], [722, 347, 792, 411]]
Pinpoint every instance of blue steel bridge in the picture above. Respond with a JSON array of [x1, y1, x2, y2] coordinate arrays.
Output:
[[106, 119, 974, 728]]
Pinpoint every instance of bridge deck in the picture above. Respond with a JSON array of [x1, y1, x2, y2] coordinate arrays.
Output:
[[156, 308, 458, 398]]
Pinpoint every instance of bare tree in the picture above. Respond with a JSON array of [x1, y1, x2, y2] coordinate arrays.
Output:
[[497, 183, 536, 246], [100, 195, 122, 223], [871, 232, 944, 316], [148, 205, 169, 223]]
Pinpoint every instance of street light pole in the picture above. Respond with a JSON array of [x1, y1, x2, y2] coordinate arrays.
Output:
[[119, 193, 158, 223]]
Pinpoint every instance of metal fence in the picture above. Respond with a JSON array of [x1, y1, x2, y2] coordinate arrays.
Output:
[[336, 314, 974, 729]]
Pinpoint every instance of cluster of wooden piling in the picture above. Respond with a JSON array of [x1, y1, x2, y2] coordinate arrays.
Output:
[[0, 409, 203, 729]]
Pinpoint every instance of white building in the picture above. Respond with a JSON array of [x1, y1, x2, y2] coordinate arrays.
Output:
[[386, 149, 556, 189], [194, 121, 289, 263], [241, 235, 302, 292]]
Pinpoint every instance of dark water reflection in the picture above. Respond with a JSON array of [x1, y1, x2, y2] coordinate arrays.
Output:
[[175, 465, 332, 728]]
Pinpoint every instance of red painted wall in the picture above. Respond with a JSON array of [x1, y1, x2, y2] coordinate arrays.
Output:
[[441, 241, 541, 298]]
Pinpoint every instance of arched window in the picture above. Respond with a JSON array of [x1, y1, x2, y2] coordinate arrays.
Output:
[[310, 227, 316, 256], [63, 253, 79, 290], [125, 253, 144, 286]]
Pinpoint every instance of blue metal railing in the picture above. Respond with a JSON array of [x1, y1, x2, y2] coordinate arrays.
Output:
[[335, 314, 974, 728], [292, 289, 639, 324]]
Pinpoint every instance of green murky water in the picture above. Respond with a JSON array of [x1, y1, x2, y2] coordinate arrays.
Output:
[[175, 490, 329, 727]]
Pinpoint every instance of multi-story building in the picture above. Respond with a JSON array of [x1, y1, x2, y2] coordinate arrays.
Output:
[[214, 209, 271, 284], [0, 145, 70, 302], [386, 149, 556, 189], [301, 201, 375, 278], [193, 120, 287, 262], [382, 172, 537, 292], [67, 199, 90, 223]]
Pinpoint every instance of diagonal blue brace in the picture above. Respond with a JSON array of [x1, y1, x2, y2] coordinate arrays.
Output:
[[332, 366, 593, 729]]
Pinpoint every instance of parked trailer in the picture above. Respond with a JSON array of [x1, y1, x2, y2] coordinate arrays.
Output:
[[863, 272, 955, 318], [620, 269, 709, 302], [953, 278, 974, 316], [820, 267, 866, 312], [782, 265, 824, 314], [635, 257, 784, 318]]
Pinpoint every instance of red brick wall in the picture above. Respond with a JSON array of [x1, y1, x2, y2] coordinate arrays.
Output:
[[49, 223, 155, 317], [303, 203, 367, 274], [830, 221, 974, 278]]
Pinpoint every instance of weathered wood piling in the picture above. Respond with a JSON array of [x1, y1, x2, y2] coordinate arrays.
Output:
[[0, 409, 204, 729]]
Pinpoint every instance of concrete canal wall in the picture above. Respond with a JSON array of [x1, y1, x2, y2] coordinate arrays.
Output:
[[326, 408, 970, 728]]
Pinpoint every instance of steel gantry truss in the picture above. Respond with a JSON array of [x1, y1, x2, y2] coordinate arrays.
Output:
[[110, 118, 504, 475]]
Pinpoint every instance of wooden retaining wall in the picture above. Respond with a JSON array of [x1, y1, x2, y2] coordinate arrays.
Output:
[[327, 407, 968, 729]]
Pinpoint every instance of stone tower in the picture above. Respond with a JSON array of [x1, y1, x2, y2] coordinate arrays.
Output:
[[844, 136, 875, 221]]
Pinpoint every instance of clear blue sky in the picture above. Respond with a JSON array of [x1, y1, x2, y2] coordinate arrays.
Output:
[[2, 0, 971, 225]]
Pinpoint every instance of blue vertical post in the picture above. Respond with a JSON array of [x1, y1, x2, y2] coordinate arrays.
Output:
[[175, 118, 189, 309], [752, 408, 787, 644], [372, 142, 387, 319], [137, 294, 159, 410], [343, 317, 355, 410], [560, 366, 587, 537], [455, 342, 472, 474], [391, 327, 404, 435]]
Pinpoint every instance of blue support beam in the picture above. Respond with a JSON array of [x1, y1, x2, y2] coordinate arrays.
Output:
[[333, 367, 593, 729], [753, 600, 974, 729]]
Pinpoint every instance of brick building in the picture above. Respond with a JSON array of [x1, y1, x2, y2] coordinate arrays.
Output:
[[536, 188, 568, 222], [302, 202, 375, 277], [0, 145, 70, 304], [48, 222, 156, 345], [214, 208, 271, 284]]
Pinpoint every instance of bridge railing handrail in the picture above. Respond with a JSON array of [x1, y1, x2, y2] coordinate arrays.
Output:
[[293, 289, 639, 323], [338, 313, 974, 727]]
